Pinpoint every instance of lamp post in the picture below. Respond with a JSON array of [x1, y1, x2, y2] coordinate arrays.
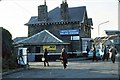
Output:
[[98, 21, 109, 37]]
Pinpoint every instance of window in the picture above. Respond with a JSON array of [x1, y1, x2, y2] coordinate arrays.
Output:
[[35, 47, 41, 53], [71, 36, 80, 40], [82, 40, 88, 51]]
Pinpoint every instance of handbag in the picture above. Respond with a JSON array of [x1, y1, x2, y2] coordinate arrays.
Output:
[[61, 60, 64, 64], [109, 52, 112, 58], [60, 56, 63, 60], [42, 57, 45, 61]]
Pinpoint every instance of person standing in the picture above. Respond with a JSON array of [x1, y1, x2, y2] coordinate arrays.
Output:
[[86, 46, 90, 57], [102, 45, 107, 61], [103, 46, 110, 61], [60, 48, 68, 69], [106, 46, 110, 61], [110, 46, 117, 63], [43, 48, 49, 67], [92, 45, 98, 62]]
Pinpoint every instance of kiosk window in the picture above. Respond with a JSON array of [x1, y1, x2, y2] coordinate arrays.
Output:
[[36, 47, 40, 53]]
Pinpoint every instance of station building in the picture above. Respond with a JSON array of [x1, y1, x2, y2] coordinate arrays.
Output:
[[14, 0, 93, 60]]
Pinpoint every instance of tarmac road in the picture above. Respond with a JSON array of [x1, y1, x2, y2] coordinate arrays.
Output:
[[2, 58, 120, 80]]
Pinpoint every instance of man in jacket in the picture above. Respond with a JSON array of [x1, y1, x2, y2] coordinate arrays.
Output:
[[110, 46, 117, 63]]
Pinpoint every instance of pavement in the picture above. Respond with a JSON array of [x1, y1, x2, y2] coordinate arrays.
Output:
[[2, 57, 87, 76], [2, 57, 120, 79], [2, 52, 120, 76], [2, 68, 25, 76]]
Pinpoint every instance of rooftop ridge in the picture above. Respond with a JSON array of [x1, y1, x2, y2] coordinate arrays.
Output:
[[14, 30, 63, 44]]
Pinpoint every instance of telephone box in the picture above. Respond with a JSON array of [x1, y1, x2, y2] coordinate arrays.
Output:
[[18, 48, 27, 65]]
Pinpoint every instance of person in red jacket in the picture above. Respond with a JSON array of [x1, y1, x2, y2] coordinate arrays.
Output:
[[60, 48, 68, 69]]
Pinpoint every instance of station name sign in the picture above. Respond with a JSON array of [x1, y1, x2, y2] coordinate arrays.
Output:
[[60, 29, 80, 36]]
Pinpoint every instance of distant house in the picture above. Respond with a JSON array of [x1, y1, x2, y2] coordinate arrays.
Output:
[[105, 30, 120, 45], [14, 0, 93, 54], [94, 30, 120, 52], [105, 30, 120, 52]]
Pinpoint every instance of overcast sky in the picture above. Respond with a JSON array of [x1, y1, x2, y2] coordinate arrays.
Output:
[[0, 0, 118, 39]]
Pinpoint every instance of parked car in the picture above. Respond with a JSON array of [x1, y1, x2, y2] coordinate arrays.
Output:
[[88, 49, 104, 60]]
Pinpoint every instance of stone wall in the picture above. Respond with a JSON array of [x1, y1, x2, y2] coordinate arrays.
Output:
[[27, 22, 91, 52]]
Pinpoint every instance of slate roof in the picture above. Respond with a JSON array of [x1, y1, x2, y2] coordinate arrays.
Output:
[[105, 30, 120, 35], [13, 37, 27, 43], [14, 30, 69, 45], [103, 40, 113, 46], [25, 6, 88, 25]]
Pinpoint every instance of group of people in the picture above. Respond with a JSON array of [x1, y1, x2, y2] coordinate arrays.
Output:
[[42, 48, 68, 69], [102, 45, 117, 63], [43, 45, 117, 69], [86, 45, 118, 63]]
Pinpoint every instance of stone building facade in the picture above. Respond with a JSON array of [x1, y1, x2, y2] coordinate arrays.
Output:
[[24, 0, 93, 52]]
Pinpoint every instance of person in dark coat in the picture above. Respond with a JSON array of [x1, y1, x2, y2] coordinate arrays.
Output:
[[43, 48, 49, 67], [110, 46, 117, 63], [102, 45, 107, 61], [60, 48, 68, 69], [86, 46, 90, 57], [106, 46, 110, 61], [103, 46, 110, 61], [92, 45, 98, 62]]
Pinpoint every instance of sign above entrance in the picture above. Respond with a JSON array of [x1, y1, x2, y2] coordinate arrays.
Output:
[[43, 45, 56, 50], [60, 29, 80, 36]]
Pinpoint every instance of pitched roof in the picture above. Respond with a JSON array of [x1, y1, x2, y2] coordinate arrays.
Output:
[[26, 6, 87, 25], [103, 40, 113, 46], [13, 37, 27, 43], [105, 30, 120, 35], [14, 30, 68, 45]]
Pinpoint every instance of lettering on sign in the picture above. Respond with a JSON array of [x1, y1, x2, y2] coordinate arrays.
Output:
[[43, 45, 56, 50], [60, 29, 80, 36]]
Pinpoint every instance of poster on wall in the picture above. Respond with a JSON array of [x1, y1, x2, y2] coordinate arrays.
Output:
[[43, 45, 56, 50]]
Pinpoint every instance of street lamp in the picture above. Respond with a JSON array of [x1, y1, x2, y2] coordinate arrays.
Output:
[[98, 21, 109, 37]]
